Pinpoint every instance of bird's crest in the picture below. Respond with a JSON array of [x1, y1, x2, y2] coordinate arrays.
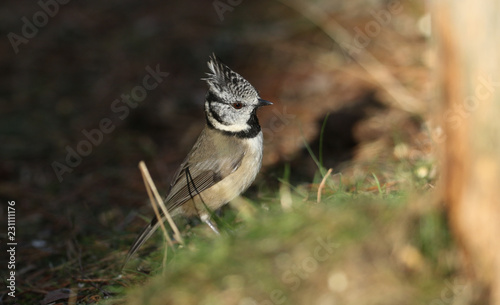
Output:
[[203, 54, 257, 101]]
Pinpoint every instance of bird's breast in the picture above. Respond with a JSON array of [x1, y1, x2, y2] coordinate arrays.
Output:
[[180, 132, 263, 216]]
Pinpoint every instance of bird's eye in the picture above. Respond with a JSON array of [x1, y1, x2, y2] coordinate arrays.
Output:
[[232, 102, 243, 109]]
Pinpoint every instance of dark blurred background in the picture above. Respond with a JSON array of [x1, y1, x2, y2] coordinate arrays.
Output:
[[0, 0, 430, 299]]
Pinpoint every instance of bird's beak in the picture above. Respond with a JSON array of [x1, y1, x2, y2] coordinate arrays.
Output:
[[258, 99, 273, 107]]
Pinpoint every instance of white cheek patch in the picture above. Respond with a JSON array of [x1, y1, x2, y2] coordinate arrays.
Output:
[[207, 112, 250, 132]]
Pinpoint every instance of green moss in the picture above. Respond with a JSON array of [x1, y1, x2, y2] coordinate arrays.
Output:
[[109, 186, 457, 305]]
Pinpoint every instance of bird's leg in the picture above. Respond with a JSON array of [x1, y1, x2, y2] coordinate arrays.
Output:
[[200, 214, 220, 235]]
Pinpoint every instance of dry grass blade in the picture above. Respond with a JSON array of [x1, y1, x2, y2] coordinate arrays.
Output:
[[138, 161, 184, 246], [317, 168, 333, 203], [280, 181, 293, 211], [139, 161, 174, 249]]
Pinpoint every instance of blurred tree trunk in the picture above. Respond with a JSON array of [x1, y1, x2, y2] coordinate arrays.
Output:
[[433, 1, 500, 303]]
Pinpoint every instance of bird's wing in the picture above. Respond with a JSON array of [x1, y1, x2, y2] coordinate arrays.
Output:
[[164, 151, 243, 212], [123, 129, 244, 266], [165, 127, 245, 209]]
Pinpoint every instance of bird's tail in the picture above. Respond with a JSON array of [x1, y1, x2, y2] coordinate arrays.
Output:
[[122, 217, 162, 269]]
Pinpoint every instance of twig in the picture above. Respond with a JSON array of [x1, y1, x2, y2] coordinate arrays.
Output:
[[317, 168, 333, 203]]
